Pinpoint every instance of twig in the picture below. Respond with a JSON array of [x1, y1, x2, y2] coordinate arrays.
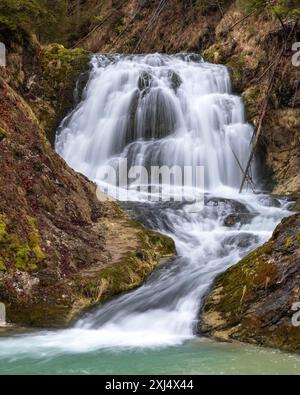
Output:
[[251, 57, 278, 84], [229, 144, 256, 192], [133, 0, 168, 53], [72, 0, 128, 48], [239, 47, 284, 193], [228, 8, 260, 31], [292, 80, 299, 108], [111, 4, 143, 50]]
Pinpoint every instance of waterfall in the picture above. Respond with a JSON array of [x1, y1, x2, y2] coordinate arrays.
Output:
[[0, 54, 290, 356], [56, 54, 254, 191], [50, 54, 288, 347]]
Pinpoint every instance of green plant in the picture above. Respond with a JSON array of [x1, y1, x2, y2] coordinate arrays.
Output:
[[0, 0, 48, 32]]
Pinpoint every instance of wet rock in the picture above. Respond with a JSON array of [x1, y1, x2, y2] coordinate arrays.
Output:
[[138, 71, 153, 96], [125, 89, 140, 145], [205, 197, 253, 224], [205, 197, 249, 212], [257, 195, 281, 208], [168, 70, 182, 93], [223, 213, 254, 227], [199, 213, 300, 352], [224, 214, 239, 227], [222, 233, 259, 249], [185, 53, 203, 63]]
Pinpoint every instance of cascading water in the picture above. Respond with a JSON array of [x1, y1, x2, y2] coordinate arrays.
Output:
[[56, 54, 253, 190], [55, 53, 288, 345], [0, 54, 296, 373]]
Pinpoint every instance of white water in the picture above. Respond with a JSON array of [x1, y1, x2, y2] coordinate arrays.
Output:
[[56, 54, 252, 190], [0, 54, 291, 358]]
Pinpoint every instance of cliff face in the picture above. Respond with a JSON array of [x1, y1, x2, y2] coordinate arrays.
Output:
[[199, 214, 300, 352], [0, 31, 175, 327], [0, 30, 90, 144], [0, 76, 175, 327]]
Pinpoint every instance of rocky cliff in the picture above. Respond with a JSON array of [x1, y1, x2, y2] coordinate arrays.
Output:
[[0, 29, 175, 327], [199, 214, 300, 352]]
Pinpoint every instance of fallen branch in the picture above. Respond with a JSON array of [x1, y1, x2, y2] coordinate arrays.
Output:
[[111, 4, 143, 50], [239, 47, 284, 193], [133, 0, 168, 53], [230, 145, 256, 192], [227, 7, 262, 32], [72, 0, 128, 48]]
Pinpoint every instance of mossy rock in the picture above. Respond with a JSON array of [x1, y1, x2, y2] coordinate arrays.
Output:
[[202, 47, 221, 63], [226, 55, 247, 93], [242, 85, 264, 121], [75, 226, 175, 308], [41, 44, 89, 75], [0, 259, 6, 271], [37, 44, 90, 143], [200, 214, 300, 352], [0, 215, 46, 273], [292, 198, 300, 212]]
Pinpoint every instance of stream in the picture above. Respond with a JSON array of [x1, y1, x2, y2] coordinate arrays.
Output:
[[0, 54, 299, 375]]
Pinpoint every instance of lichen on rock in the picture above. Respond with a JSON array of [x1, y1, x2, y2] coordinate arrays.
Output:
[[199, 213, 300, 352], [33, 43, 90, 142]]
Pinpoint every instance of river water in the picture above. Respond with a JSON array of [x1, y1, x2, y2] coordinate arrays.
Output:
[[0, 54, 299, 375]]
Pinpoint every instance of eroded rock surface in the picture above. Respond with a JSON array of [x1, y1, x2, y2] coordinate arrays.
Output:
[[0, 73, 175, 328]]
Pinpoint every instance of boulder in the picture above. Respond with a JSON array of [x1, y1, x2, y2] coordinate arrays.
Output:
[[199, 214, 300, 352]]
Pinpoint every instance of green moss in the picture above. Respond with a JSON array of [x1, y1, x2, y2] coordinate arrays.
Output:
[[238, 0, 300, 21], [285, 236, 293, 249], [227, 55, 247, 92], [0, 216, 45, 272], [202, 49, 219, 63], [14, 243, 31, 270], [113, 24, 126, 33], [237, 0, 265, 12], [291, 8, 300, 17], [242, 85, 263, 120], [0, 259, 6, 271], [76, 255, 149, 303], [140, 229, 176, 255], [0, 215, 7, 242], [297, 229, 300, 245], [6, 303, 73, 328], [212, 241, 276, 316], [75, 225, 175, 308], [27, 216, 46, 260], [31, 245, 45, 261], [39, 43, 90, 142], [272, 2, 300, 19], [0, 127, 8, 141], [0, 0, 47, 32], [41, 44, 89, 80]]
